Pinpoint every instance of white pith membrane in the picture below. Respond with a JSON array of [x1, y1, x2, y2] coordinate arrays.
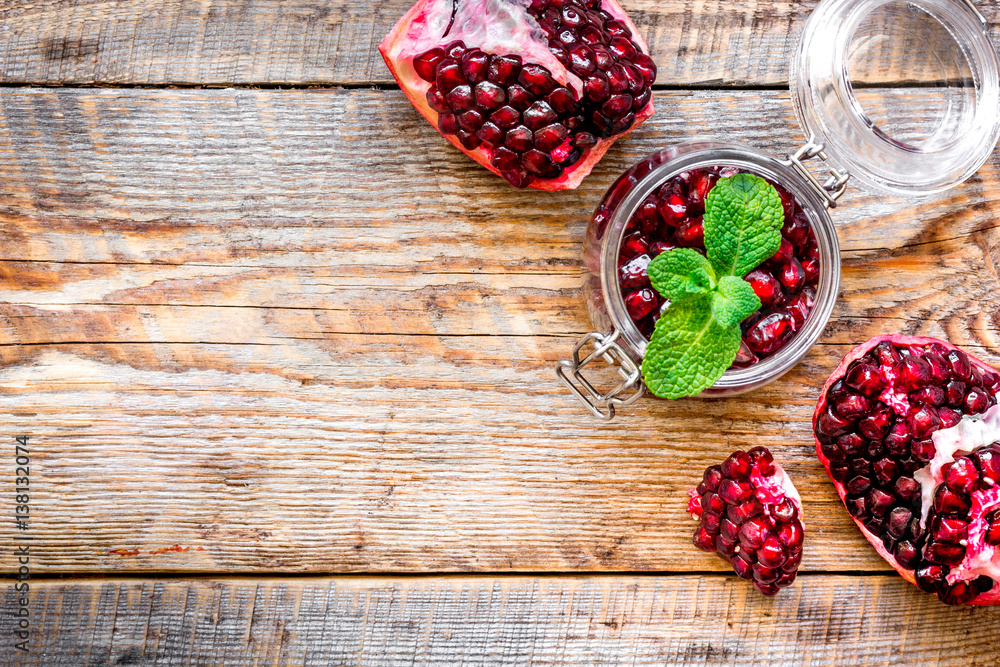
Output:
[[913, 403, 1000, 585], [387, 0, 584, 95], [750, 461, 802, 518]]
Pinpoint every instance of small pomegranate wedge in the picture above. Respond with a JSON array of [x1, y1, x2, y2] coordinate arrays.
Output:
[[814, 335, 1000, 605], [379, 0, 656, 190], [689, 447, 805, 596]]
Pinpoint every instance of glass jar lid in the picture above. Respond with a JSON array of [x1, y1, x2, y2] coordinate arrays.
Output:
[[791, 0, 1000, 196]]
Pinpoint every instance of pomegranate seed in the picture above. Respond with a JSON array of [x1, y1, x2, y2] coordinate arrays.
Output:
[[834, 392, 870, 420], [941, 581, 978, 605], [722, 451, 753, 480], [907, 405, 940, 439], [859, 406, 892, 440], [504, 125, 534, 151], [947, 349, 973, 380], [694, 526, 716, 551], [534, 123, 569, 152], [925, 541, 966, 566], [777, 522, 802, 549], [701, 492, 726, 516], [911, 438, 936, 463], [771, 237, 794, 264], [619, 254, 651, 290], [756, 536, 786, 568], [985, 511, 1000, 545], [886, 507, 912, 538], [487, 55, 522, 85], [732, 554, 754, 579], [943, 457, 979, 494], [674, 218, 704, 247], [894, 540, 919, 568], [845, 362, 884, 396], [748, 447, 775, 474], [910, 385, 945, 406], [624, 288, 658, 320], [727, 497, 763, 524], [933, 486, 970, 514], [837, 433, 865, 456], [745, 312, 794, 356], [873, 458, 898, 486], [715, 534, 738, 558], [658, 193, 688, 226], [505, 84, 533, 110], [782, 212, 811, 247], [931, 516, 969, 543], [973, 448, 1000, 483], [965, 387, 990, 414], [846, 476, 871, 495], [702, 465, 724, 492], [745, 269, 783, 307], [892, 477, 920, 503], [817, 406, 853, 439], [718, 479, 753, 504], [866, 488, 894, 517], [738, 516, 771, 549], [778, 258, 805, 293]]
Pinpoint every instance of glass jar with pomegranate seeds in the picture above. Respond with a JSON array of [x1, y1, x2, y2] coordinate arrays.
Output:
[[558, 0, 1000, 419]]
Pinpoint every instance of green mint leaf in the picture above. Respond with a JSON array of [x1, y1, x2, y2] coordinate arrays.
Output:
[[640, 299, 742, 399], [703, 173, 783, 278], [647, 248, 716, 303], [710, 276, 762, 329]]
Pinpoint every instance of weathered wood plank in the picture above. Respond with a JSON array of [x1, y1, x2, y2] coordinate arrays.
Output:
[[2, 575, 998, 665], [0, 88, 997, 573], [1, 0, 997, 86]]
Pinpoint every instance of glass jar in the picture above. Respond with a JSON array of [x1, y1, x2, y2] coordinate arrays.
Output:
[[558, 0, 1000, 419]]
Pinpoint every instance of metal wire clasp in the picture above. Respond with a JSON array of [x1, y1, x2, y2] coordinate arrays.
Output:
[[556, 329, 645, 420], [781, 139, 850, 209]]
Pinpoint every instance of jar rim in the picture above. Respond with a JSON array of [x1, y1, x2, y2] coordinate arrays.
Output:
[[599, 142, 841, 395], [791, 0, 1000, 195]]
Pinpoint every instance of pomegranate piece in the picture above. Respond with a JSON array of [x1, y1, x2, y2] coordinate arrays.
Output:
[[814, 335, 1000, 605], [689, 447, 805, 596], [380, 0, 656, 190], [614, 166, 820, 369]]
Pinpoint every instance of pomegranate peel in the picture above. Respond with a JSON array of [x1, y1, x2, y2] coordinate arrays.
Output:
[[689, 447, 805, 596], [814, 335, 1000, 604], [379, 0, 656, 190]]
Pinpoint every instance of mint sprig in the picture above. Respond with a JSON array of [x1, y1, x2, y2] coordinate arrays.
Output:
[[640, 173, 783, 399]]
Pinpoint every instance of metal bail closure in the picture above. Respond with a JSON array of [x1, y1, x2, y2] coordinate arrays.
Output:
[[556, 329, 645, 420], [782, 139, 850, 209]]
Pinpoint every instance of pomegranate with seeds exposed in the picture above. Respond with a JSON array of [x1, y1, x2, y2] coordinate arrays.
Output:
[[380, 0, 656, 190], [689, 447, 805, 596], [814, 335, 1000, 604]]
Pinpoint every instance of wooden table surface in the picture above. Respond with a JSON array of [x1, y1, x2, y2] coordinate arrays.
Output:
[[1, 0, 1000, 664]]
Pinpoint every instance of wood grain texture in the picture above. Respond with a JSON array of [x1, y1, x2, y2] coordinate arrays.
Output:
[[0, 0, 997, 86], [0, 88, 998, 573], [3, 575, 1000, 666]]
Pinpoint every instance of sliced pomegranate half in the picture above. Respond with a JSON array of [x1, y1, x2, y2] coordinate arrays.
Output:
[[688, 447, 805, 596], [379, 0, 656, 190], [814, 335, 1000, 605]]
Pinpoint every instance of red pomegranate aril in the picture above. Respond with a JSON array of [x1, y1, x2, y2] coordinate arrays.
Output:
[[745, 312, 793, 356], [701, 492, 726, 516], [911, 437, 936, 463], [732, 554, 754, 579], [886, 506, 912, 538], [894, 476, 921, 502], [933, 486, 971, 515], [985, 511, 1000, 546], [694, 526, 716, 551], [894, 540, 920, 569], [907, 405, 940, 439], [455, 129, 480, 150], [943, 457, 980, 494], [490, 145, 519, 170], [619, 254, 651, 290], [838, 433, 866, 456], [973, 448, 1000, 483], [702, 465, 724, 491], [925, 541, 967, 566], [782, 212, 811, 247], [965, 387, 991, 414], [413, 47, 444, 81], [846, 476, 871, 495], [534, 123, 569, 151], [947, 349, 973, 380], [438, 113, 460, 134], [845, 362, 885, 396], [738, 516, 771, 549], [931, 516, 969, 543], [674, 218, 704, 247], [873, 458, 899, 486], [721, 451, 753, 480], [835, 393, 870, 420], [624, 288, 658, 320], [504, 125, 534, 151], [778, 258, 805, 293], [727, 497, 763, 524], [718, 479, 753, 504], [745, 269, 783, 307], [817, 406, 853, 439], [771, 237, 794, 265], [867, 488, 895, 517]]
